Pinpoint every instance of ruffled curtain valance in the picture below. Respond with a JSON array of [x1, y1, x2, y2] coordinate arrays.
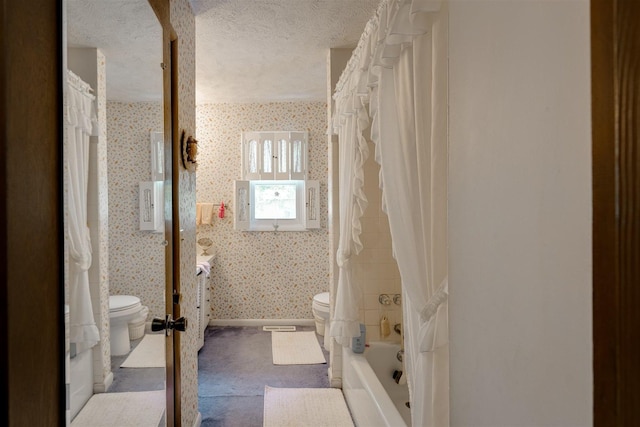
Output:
[[332, 0, 449, 425]]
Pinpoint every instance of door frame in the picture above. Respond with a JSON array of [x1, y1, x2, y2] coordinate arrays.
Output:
[[1, 0, 65, 425], [591, 0, 640, 424], [0, 0, 182, 424], [4, 0, 639, 424]]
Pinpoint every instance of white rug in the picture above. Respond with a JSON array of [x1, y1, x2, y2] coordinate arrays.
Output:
[[120, 333, 165, 368], [71, 390, 165, 427], [271, 331, 326, 365], [263, 386, 354, 427]]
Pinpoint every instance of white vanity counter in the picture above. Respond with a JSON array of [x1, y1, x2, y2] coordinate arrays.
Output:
[[195, 253, 214, 350]]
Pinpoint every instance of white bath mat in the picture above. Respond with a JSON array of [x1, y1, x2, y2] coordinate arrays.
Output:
[[71, 390, 165, 426], [271, 331, 326, 365], [120, 333, 165, 368], [263, 386, 354, 427], [263, 325, 296, 332]]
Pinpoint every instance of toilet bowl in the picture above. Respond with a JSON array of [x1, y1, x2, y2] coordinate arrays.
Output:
[[109, 295, 147, 356], [312, 292, 330, 337]]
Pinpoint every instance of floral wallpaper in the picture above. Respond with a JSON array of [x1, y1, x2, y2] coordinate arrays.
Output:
[[92, 50, 111, 385], [195, 102, 330, 320], [106, 101, 166, 320], [169, 0, 199, 425]]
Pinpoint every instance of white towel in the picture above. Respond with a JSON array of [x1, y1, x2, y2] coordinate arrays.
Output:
[[197, 261, 211, 277], [200, 203, 214, 225], [196, 203, 203, 225]]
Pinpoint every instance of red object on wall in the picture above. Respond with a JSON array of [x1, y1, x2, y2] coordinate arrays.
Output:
[[218, 202, 225, 219]]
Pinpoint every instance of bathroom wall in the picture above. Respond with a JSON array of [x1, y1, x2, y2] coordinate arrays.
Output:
[[169, 0, 198, 425], [195, 102, 330, 321], [353, 143, 402, 344], [106, 101, 165, 320], [327, 140, 402, 385], [448, 1, 592, 425], [326, 48, 353, 386]]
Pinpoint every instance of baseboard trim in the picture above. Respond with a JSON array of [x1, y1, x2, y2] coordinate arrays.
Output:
[[329, 368, 342, 388], [94, 371, 113, 393], [192, 411, 202, 427], [209, 319, 315, 327]]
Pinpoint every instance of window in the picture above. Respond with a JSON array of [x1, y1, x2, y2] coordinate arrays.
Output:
[[234, 180, 319, 231], [254, 182, 297, 219], [241, 131, 307, 180], [235, 131, 319, 231]]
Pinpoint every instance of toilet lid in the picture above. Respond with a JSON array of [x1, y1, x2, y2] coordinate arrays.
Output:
[[313, 292, 330, 307], [109, 295, 141, 312]]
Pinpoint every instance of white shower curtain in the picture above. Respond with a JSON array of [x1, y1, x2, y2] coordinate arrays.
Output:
[[333, 0, 449, 425], [65, 70, 100, 347], [330, 83, 370, 345]]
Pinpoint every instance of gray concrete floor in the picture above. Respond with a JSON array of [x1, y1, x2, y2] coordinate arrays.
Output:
[[198, 326, 331, 427], [110, 335, 165, 393], [107, 325, 331, 426]]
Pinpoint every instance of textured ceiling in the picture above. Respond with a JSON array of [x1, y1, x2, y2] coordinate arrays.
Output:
[[67, 0, 379, 103], [193, 0, 379, 103], [67, 0, 163, 102]]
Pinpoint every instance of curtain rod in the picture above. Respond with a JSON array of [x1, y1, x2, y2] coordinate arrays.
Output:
[[67, 69, 95, 99]]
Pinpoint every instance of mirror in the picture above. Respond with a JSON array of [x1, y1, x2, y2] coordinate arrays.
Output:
[[64, 0, 166, 425]]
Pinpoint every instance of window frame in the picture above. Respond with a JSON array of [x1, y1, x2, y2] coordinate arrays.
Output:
[[234, 179, 320, 231], [250, 180, 306, 231]]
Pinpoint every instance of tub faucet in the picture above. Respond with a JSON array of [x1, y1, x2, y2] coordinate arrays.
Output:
[[396, 349, 404, 362]]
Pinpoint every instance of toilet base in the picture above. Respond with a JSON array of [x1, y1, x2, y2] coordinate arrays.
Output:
[[110, 321, 131, 356], [314, 316, 326, 336], [128, 306, 149, 341]]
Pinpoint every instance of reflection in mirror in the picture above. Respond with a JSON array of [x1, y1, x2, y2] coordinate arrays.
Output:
[[64, 1, 165, 425]]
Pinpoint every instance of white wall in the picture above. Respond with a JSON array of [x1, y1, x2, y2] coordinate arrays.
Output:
[[328, 48, 354, 386], [448, 1, 592, 426]]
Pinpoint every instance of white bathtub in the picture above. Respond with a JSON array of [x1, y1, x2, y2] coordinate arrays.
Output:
[[342, 342, 411, 427]]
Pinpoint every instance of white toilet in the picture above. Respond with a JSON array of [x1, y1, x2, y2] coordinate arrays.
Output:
[[109, 295, 148, 356], [312, 292, 330, 336]]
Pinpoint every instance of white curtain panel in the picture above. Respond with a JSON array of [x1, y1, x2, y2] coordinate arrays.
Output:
[[65, 70, 100, 347], [333, 0, 449, 425], [330, 84, 370, 345]]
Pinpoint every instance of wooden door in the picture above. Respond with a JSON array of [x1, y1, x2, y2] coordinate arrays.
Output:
[[1, 0, 65, 425], [591, 0, 640, 424]]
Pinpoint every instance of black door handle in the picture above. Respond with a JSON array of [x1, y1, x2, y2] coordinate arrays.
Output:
[[151, 317, 167, 332], [172, 317, 188, 332], [150, 315, 188, 333]]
